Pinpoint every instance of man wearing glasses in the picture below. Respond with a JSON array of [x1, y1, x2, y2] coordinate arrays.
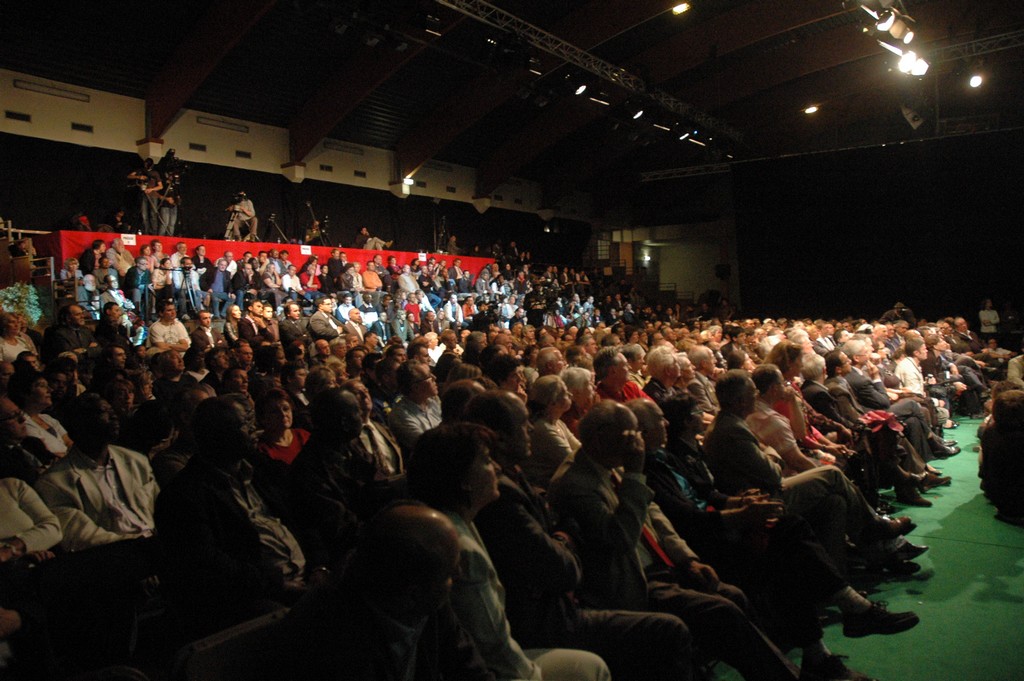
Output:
[[387, 360, 441, 453]]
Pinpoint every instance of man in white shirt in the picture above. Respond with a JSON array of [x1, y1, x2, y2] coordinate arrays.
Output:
[[149, 300, 191, 355]]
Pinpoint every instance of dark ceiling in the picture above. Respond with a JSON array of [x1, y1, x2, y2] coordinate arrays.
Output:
[[3, 0, 1022, 218]]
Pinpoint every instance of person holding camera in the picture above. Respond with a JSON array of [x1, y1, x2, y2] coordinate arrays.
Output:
[[225, 192, 258, 242]]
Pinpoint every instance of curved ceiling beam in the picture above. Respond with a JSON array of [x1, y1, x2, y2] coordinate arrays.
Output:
[[288, 12, 463, 164], [394, 0, 670, 189], [146, 0, 278, 139]]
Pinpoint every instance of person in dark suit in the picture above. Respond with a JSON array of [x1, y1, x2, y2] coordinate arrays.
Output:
[[288, 389, 366, 567], [155, 396, 328, 639], [307, 296, 341, 342], [275, 502, 495, 681], [465, 391, 690, 681], [549, 400, 803, 681], [278, 302, 309, 349], [42, 304, 101, 369], [189, 309, 226, 352]]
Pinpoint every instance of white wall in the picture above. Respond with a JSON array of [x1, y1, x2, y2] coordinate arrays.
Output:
[[0, 68, 593, 221], [640, 218, 741, 307]]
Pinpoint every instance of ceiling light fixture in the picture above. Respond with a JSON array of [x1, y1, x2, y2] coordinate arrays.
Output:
[[678, 132, 690, 140], [687, 138, 706, 147], [672, 4, 690, 15], [574, 83, 587, 95], [969, 74, 983, 88], [403, 177, 415, 186], [804, 105, 819, 114], [589, 96, 610, 106], [632, 109, 644, 120]]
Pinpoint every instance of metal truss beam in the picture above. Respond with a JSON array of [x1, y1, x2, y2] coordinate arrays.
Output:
[[434, 0, 741, 142], [931, 29, 1024, 63], [640, 164, 731, 182]]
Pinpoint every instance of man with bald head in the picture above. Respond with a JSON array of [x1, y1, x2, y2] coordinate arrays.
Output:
[[279, 502, 495, 680], [536, 346, 567, 378]]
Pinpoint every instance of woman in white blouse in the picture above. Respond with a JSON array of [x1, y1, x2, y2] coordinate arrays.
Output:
[[7, 371, 71, 459], [0, 312, 37, 363]]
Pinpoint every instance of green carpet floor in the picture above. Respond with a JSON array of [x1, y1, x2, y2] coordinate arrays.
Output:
[[713, 419, 1024, 681]]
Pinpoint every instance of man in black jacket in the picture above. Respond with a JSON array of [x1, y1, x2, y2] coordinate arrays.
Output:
[[155, 396, 328, 639], [465, 390, 690, 681]]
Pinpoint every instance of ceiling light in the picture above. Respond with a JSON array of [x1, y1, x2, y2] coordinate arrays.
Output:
[[804, 105, 819, 114], [687, 138, 706, 147], [652, 123, 671, 131], [575, 83, 587, 95], [632, 109, 644, 120], [678, 132, 690, 140], [969, 74, 983, 88], [877, 10, 896, 32], [672, 4, 690, 15], [588, 97, 610, 106], [910, 57, 929, 76], [403, 177, 415, 186], [898, 51, 917, 73]]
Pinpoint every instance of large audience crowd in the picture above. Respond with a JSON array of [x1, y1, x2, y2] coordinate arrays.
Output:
[[1, 234, 1022, 681]]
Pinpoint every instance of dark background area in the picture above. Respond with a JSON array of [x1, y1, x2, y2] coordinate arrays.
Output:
[[731, 128, 1024, 322], [0, 132, 590, 265], [3, 128, 1021, 323]]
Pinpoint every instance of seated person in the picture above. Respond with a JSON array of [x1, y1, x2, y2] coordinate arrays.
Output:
[[703, 371, 919, 575], [548, 401, 800, 681], [980, 389, 1024, 525], [408, 423, 611, 681], [6, 372, 72, 461], [155, 396, 328, 638], [629, 396, 918, 673], [288, 389, 367, 566], [465, 391, 690, 681], [34, 394, 158, 552], [148, 300, 190, 356], [275, 503, 492, 681], [387, 360, 442, 453]]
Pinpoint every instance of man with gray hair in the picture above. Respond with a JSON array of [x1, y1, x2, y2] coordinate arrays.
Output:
[[550, 401, 803, 681], [705, 370, 920, 574], [594, 347, 650, 403], [687, 345, 719, 416], [643, 346, 680, 405]]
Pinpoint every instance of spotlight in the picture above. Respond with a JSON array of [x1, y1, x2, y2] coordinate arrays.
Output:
[[804, 105, 819, 114], [969, 74, 983, 88], [633, 109, 644, 120], [672, 4, 690, 15], [877, 10, 896, 32], [575, 83, 587, 95], [898, 51, 917, 73], [403, 177, 415, 186], [910, 58, 929, 76]]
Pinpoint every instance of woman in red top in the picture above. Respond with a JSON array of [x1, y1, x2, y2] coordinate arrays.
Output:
[[256, 388, 310, 465], [299, 261, 322, 301]]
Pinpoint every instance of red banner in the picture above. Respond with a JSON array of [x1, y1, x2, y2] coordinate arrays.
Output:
[[36, 230, 493, 276]]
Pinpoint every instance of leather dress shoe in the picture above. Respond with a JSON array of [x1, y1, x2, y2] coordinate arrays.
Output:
[[897, 491, 932, 507], [864, 515, 915, 541], [894, 538, 929, 561], [843, 602, 921, 638], [920, 473, 952, 490], [943, 439, 958, 447]]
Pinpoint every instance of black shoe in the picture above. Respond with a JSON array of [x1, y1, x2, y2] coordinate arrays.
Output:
[[943, 439, 958, 447], [894, 539, 929, 561], [897, 491, 933, 507], [843, 602, 920, 638], [801, 654, 877, 680]]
